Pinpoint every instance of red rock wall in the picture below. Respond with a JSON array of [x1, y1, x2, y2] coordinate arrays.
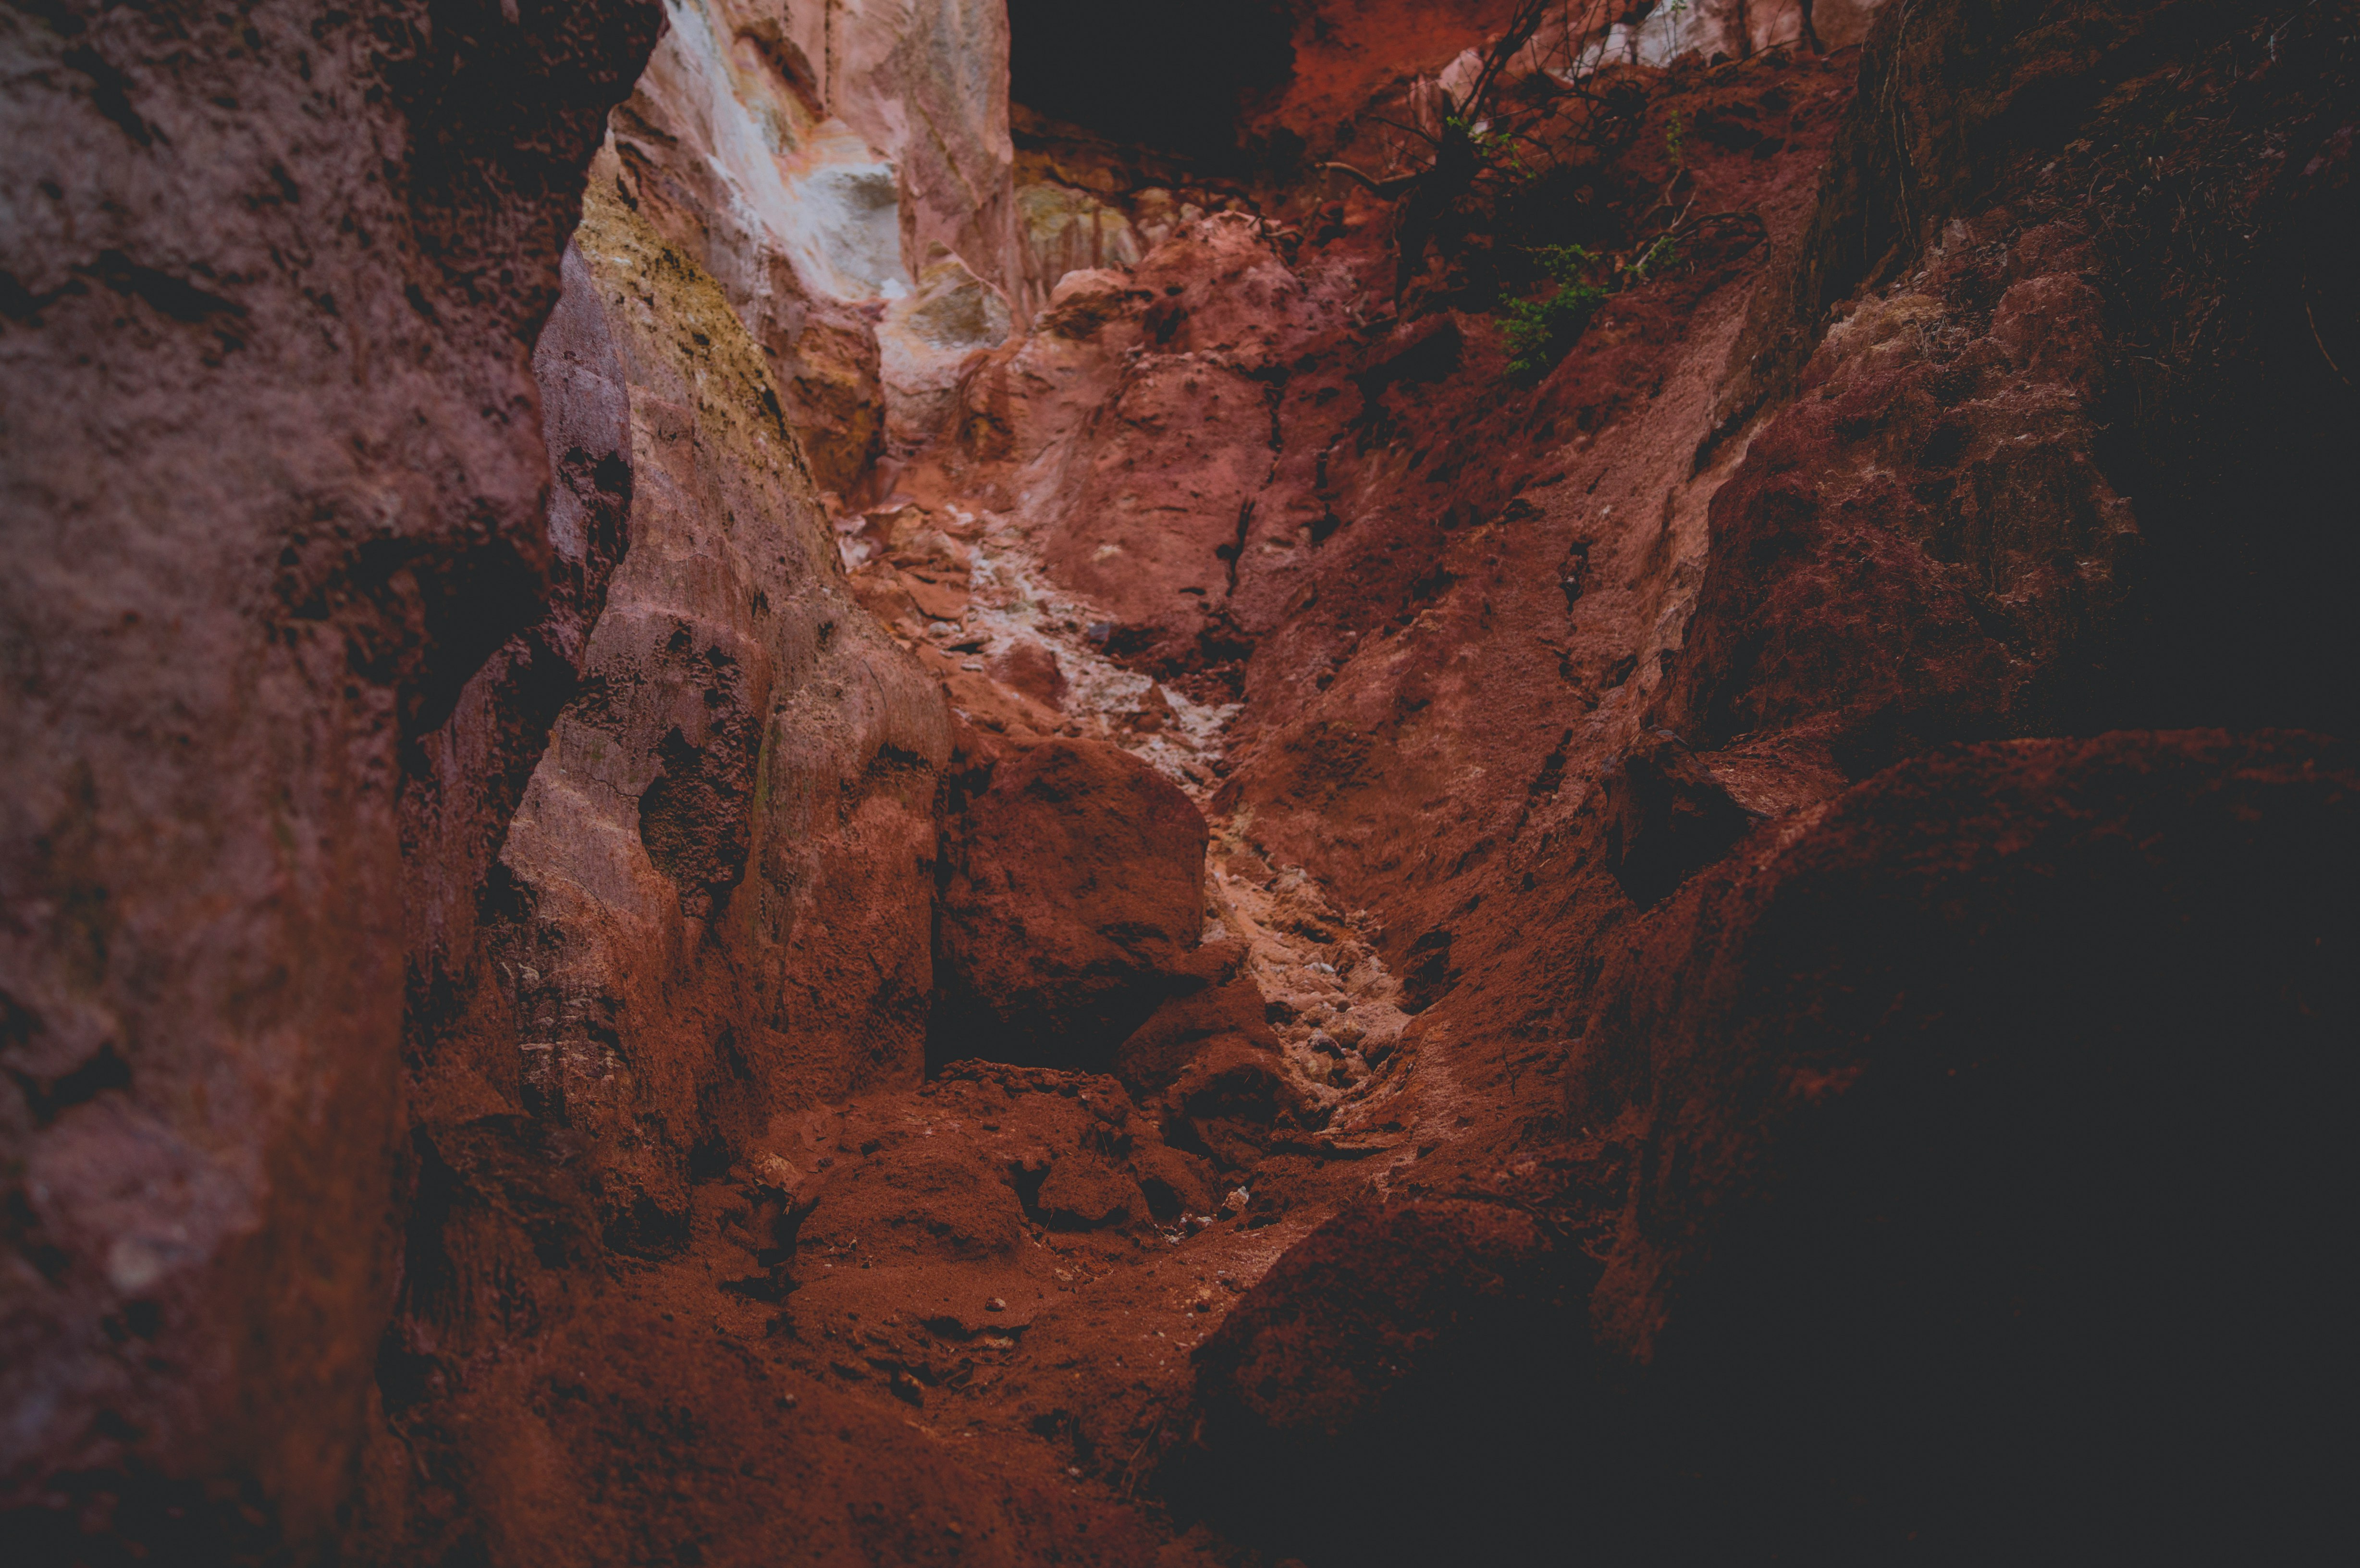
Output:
[[0, 0, 661, 1554], [391, 180, 951, 1299], [6, 1, 2352, 1563]]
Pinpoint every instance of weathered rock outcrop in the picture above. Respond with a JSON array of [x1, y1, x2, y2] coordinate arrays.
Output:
[[391, 179, 950, 1311], [8, 2, 2355, 1564], [1573, 730, 2358, 1563], [793, 0, 1021, 298], [1697, 0, 2360, 750], [1169, 1191, 1603, 1565], [0, 0, 662, 1555], [1669, 213, 2140, 770]]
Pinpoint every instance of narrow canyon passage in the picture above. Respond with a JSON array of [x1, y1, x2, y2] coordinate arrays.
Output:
[[4, 3, 2355, 1566]]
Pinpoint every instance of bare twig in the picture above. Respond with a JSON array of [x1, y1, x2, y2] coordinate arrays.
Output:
[[2306, 296, 2351, 386], [1367, 114, 1443, 148]]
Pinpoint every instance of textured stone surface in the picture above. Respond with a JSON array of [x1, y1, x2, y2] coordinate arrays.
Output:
[[0, 0, 661, 1553], [794, 0, 1021, 298], [1666, 228, 2139, 769], [877, 244, 1013, 456], [9, 3, 2357, 1565], [606, 0, 894, 491], [1015, 180, 1143, 309], [359, 1299, 1183, 1568], [1598, 729, 1757, 906], [1111, 941, 1278, 1105], [606, 0, 1020, 488], [1167, 1192, 1603, 1565], [1162, 731, 2358, 1566]]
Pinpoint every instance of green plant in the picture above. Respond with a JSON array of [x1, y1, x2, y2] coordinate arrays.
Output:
[[1498, 226, 1693, 384], [1662, 0, 1694, 56], [1665, 107, 1687, 172], [1448, 112, 1539, 182], [1500, 244, 1611, 382]]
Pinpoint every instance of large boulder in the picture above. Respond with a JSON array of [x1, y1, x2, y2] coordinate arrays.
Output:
[[1108, 940, 1274, 1099], [1162, 1192, 1608, 1566], [933, 737, 1209, 1069], [1112, 939, 1303, 1166]]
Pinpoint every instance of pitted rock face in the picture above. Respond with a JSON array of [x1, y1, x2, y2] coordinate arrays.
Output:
[[0, 0, 663, 1553]]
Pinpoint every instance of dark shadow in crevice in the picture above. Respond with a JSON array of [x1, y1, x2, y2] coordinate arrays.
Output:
[[1006, 0, 1298, 169]]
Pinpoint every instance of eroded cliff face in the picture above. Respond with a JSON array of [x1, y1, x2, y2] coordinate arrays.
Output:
[[394, 178, 953, 1324], [606, 0, 1020, 489], [6, 1, 2356, 1565]]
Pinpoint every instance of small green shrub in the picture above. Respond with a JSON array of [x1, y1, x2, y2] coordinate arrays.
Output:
[[1444, 112, 1538, 182], [1497, 228, 1689, 384], [1500, 244, 1610, 382]]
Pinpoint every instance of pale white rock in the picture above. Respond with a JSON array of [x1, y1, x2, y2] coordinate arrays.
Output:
[[809, 0, 1022, 302], [878, 246, 1016, 456], [598, 0, 1024, 488], [1431, 0, 1890, 101]]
